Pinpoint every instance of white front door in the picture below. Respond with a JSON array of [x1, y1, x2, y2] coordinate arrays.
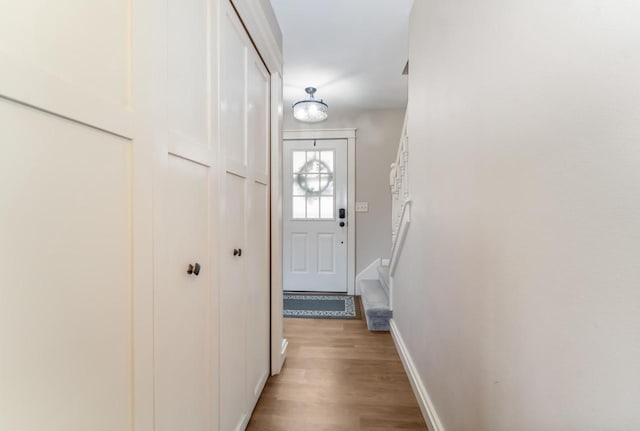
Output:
[[283, 139, 348, 292]]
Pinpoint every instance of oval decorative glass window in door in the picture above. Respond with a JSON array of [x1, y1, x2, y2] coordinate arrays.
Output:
[[292, 150, 335, 219]]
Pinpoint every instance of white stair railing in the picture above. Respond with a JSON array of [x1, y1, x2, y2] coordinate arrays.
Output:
[[389, 112, 410, 277], [387, 112, 410, 311], [389, 199, 411, 277]]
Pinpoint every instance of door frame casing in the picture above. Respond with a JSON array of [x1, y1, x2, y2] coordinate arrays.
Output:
[[283, 128, 357, 295]]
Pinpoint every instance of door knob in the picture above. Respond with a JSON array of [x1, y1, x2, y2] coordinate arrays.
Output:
[[233, 248, 243, 257], [187, 262, 201, 276], [339, 221, 345, 227]]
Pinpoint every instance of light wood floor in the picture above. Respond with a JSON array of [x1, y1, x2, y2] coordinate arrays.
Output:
[[247, 309, 428, 430]]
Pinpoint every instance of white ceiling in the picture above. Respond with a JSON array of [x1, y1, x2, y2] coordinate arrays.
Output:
[[270, 0, 413, 111]]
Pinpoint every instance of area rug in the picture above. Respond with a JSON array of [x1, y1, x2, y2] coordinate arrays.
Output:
[[283, 294, 361, 319]]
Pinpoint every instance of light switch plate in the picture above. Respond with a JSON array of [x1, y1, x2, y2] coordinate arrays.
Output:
[[355, 202, 369, 212]]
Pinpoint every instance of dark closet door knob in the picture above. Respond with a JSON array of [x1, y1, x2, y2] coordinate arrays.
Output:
[[233, 248, 243, 257], [187, 263, 201, 276]]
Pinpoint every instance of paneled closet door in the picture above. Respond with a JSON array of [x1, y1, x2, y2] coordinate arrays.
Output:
[[155, 156, 210, 431], [153, 0, 215, 430], [219, 1, 271, 429], [0, 2, 137, 430], [220, 4, 250, 430]]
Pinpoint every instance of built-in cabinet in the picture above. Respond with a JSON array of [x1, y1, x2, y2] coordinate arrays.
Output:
[[155, 1, 273, 430], [219, 4, 271, 429], [0, 0, 279, 430], [220, 2, 270, 430]]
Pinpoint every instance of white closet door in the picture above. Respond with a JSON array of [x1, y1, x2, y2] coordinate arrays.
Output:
[[219, 1, 271, 429], [0, 1, 136, 430], [155, 156, 211, 431], [220, 172, 249, 430], [220, 4, 250, 430], [153, 0, 214, 429]]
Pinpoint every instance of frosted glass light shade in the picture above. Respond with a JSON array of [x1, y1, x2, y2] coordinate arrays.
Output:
[[292, 87, 328, 123], [293, 100, 328, 122]]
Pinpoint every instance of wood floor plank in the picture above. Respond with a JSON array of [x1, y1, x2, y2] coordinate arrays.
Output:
[[247, 305, 427, 430]]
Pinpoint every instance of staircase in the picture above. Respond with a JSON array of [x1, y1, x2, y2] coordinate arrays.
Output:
[[359, 264, 392, 331], [358, 111, 410, 332]]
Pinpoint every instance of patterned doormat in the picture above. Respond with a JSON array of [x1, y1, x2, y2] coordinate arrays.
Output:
[[283, 294, 361, 319]]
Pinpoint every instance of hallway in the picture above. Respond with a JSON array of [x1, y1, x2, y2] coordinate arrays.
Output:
[[247, 308, 427, 430], [3, 0, 640, 429]]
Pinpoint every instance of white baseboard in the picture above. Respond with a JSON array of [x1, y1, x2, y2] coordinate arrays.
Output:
[[238, 413, 249, 431], [389, 319, 445, 431], [271, 337, 288, 376], [355, 258, 382, 295], [280, 337, 288, 365]]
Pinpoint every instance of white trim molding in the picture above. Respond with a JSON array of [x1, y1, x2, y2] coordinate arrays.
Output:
[[230, 0, 283, 75], [270, 72, 286, 375], [280, 338, 289, 364], [282, 128, 357, 295], [390, 319, 445, 431], [283, 128, 356, 140]]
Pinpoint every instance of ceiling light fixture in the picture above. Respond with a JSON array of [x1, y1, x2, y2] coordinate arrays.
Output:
[[292, 87, 328, 123]]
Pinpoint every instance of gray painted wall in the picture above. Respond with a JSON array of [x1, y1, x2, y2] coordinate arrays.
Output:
[[284, 108, 406, 273], [395, 1, 640, 430]]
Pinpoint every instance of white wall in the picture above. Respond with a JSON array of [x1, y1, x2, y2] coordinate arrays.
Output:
[[285, 108, 405, 273], [394, 1, 640, 430]]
